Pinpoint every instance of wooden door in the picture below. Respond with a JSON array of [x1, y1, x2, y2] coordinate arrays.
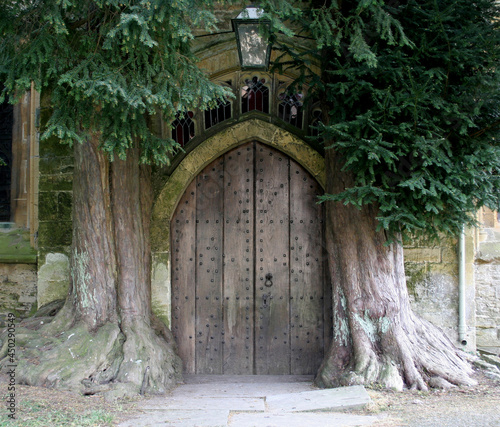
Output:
[[171, 141, 330, 375]]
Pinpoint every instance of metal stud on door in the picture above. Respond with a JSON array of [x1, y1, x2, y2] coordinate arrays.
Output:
[[223, 145, 255, 374], [255, 144, 290, 374], [171, 141, 326, 375]]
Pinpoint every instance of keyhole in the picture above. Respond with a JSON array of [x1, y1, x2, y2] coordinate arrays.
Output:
[[262, 293, 269, 308]]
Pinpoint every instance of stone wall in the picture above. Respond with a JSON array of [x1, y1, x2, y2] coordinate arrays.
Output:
[[475, 263, 500, 350], [404, 232, 476, 351], [35, 103, 73, 307], [475, 217, 500, 353], [0, 225, 38, 328], [0, 263, 37, 327]]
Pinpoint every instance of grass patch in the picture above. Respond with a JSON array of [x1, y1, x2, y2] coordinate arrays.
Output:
[[0, 399, 115, 427]]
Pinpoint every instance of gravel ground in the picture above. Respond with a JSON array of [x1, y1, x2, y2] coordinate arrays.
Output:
[[357, 369, 500, 426]]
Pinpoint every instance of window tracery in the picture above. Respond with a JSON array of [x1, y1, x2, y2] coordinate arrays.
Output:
[[168, 73, 323, 159], [278, 92, 303, 129], [205, 98, 231, 130], [310, 109, 324, 139], [172, 111, 195, 147], [241, 76, 269, 114]]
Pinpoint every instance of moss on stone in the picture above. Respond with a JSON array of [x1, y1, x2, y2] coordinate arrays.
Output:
[[38, 221, 72, 247], [39, 192, 60, 221], [57, 192, 73, 219], [38, 191, 72, 222], [0, 229, 37, 263], [39, 156, 74, 175], [39, 174, 73, 192], [405, 262, 427, 298]]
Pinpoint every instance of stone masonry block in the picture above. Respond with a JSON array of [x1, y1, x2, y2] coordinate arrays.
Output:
[[404, 248, 442, 263], [38, 192, 59, 221], [39, 174, 73, 192], [38, 221, 72, 247], [37, 252, 70, 308]]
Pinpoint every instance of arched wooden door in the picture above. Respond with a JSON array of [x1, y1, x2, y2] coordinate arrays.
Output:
[[171, 141, 330, 375]]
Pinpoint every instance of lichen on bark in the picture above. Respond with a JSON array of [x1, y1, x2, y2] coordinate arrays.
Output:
[[0, 138, 182, 398], [315, 150, 476, 391]]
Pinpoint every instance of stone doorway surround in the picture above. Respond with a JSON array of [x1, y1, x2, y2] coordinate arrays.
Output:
[[150, 119, 326, 330]]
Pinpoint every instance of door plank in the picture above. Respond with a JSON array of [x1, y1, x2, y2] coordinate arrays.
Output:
[[171, 178, 197, 374], [172, 141, 327, 376], [255, 143, 291, 374], [290, 162, 325, 374], [223, 142, 255, 374], [195, 160, 224, 374]]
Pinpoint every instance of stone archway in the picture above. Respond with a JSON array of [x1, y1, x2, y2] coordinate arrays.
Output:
[[150, 119, 326, 337]]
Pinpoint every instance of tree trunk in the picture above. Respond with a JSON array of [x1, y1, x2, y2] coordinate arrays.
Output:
[[110, 142, 180, 394], [68, 133, 118, 328], [2, 134, 181, 397], [315, 148, 476, 390]]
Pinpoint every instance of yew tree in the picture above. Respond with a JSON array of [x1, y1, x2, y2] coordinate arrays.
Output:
[[266, 0, 500, 389], [0, 0, 229, 396], [1, 0, 499, 397]]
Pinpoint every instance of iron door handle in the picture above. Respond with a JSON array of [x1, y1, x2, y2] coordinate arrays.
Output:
[[265, 273, 273, 287]]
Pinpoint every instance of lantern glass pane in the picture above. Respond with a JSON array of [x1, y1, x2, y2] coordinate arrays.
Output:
[[236, 7, 263, 19], [237, 24, 268, 68]]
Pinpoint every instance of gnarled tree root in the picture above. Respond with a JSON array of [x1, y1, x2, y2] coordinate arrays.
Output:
[[316, 313, 476, 391], [0, 314, 182, 399]]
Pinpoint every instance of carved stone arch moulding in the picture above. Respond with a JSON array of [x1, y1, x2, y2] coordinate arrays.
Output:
[[151, 119, 325, 253], [150, 119, 325, 329]]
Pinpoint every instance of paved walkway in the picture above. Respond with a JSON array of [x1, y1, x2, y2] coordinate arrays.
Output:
[[118, 376, 382, 427]]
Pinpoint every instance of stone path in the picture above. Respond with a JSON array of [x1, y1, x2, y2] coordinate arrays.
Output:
[[118, 376, 382, 427]]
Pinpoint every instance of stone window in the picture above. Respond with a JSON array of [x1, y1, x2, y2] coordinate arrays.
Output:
[[241, 76, 269, 114], [205, 98, 231, 130], [0, 95, 13, 221], [0, 87, 39, 249], [309, 109, 324, 138], [478, 207, 500, 229], [278, 92, 303, 129], [172, 111, 195, 147]]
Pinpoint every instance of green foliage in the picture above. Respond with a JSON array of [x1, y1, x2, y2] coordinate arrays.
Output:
[[0, 0, 232, 165], [273, 0, 500, 238], [1, 0, 499, 239]]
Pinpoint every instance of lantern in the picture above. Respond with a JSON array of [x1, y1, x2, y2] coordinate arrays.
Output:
[[232, 6, 271, 70]]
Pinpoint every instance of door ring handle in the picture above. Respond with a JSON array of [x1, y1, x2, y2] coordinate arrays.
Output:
[[265, 273, 273, 287]]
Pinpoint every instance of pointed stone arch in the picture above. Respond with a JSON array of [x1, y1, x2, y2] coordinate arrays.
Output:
[[150, 119, 325, 328]]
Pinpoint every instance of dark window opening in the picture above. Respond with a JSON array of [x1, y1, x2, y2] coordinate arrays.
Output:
[[310, 109, 324, 139], [278, 92, 303, 129], [0, 93, 13, 222], [172, 111, 195, 147], [241, 76, 269, 114], [205, 99, 231, 130]]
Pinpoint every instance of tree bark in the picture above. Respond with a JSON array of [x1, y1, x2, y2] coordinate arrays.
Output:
[[110, 143, 180, 394], [316, 148, 476, 390], [69, 133, 118, 328], [2, 134, 181, 397]]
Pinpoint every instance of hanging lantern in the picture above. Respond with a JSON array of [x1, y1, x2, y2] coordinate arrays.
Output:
[[232, 6, 271, 70]]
